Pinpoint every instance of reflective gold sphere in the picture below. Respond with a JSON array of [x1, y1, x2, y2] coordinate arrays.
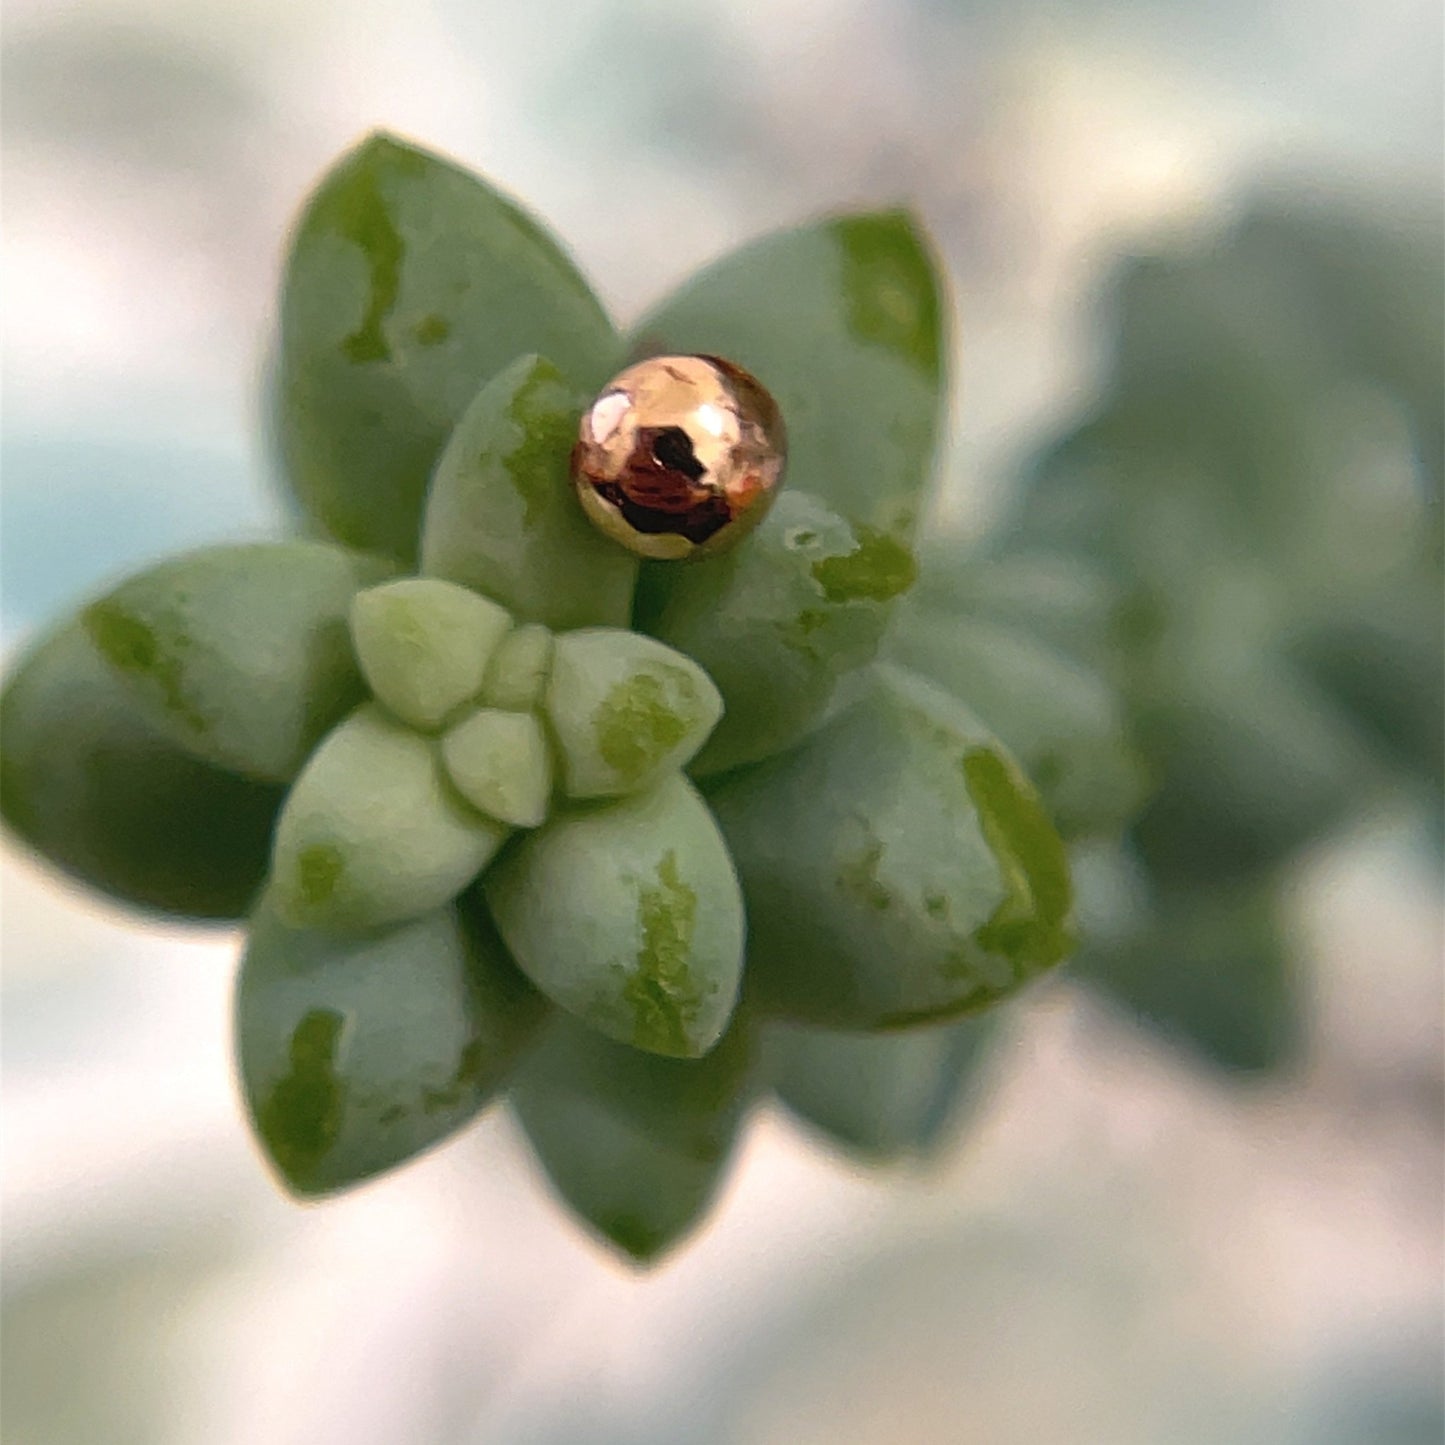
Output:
[[571, 354, 787, 560]]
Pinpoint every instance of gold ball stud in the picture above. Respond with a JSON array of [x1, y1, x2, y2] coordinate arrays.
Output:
[[570, 354, 787, 561]]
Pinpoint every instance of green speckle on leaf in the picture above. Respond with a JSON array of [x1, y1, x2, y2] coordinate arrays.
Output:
[[420, 1036, 489, 1114], [334, 157, 405, 364], [83, 600, 209, 735], [505, 364, 581, 527], [295, 844, 344, 908], [838, 835, 892, 911], [811, 528, 917, 604], [258, 1008, 347, 1187], [924, 891, 950, 920], [835, 211, 941, 378], [961, 747, 1074, 968], [624, 851, 702, 1054], [595, 668, 697, 785], [413, 313, 451, 346]]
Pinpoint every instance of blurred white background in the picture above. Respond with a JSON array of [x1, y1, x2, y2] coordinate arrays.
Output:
[[2, 1, 1441, 1441]]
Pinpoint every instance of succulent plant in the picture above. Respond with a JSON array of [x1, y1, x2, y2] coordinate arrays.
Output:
[[0, 132, 1100, 1260], [20, 121, 1434, 1267], [17, 126, 1428, 1266]]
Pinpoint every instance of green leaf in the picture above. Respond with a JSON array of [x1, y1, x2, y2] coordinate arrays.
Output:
[[440, 707, 553, 828], [1131, 666, 1372, 887], [484, 774, 745, 1058], [631, 209, 947, 542], [82, 542, 392, 784], [269, 705, 507, 931], [889, 604, 1148, 841], [277, 134, 620, 563], [636, 489, 914, 776], [238, 898, 546, 1195], [0, 621, 282, 921], [911, 547, 1126, 674], [420, 354, 638, 628], [543, 629, 722, 798], [706, 663, 1073, 1029], [766, 1013, 998, 1161], [1287, 577, 1445, 796], [1070, 850, 1300, 1074], [510, 1012, 755, 1262], [480, 623, 553, 711], [349, 577, 512, 732]]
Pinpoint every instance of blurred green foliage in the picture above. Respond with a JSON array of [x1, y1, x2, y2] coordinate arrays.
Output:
[[989, 194, 1444, 1071]]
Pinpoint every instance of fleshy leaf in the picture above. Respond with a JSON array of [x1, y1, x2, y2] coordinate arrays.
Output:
[[441, 707, 553, 828], [1069, 848, 1300, 1074], [0, 621, 282, 920], [544, 629, 722, 798], [238, 899, 547, 1195], [630, 209, 946, 543], [766, 1013, 997, 1161], [277, 134, 619, 562], [349, 578, 511, 731], [269, 705, 507, 931], [481, 623, 554, 711], [81, 542, 392, 784], [706, 663, 1073, 1029], [636, 489, 914, 776], [1131, 666, 1372, 887], [1287, 577, 1445, 797], [510, 1012, 754, 1262], [890, 604, 1148, 841], [911, 547, 1126, 674], [483, 774, 745, 1058], [419, 354, 638, 628]]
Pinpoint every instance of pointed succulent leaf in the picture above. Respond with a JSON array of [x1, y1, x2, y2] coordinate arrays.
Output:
[[441, 707, 553, 828], [238, 899, 547, 1196], [766, 1013, 997, 1162], [890, 604, 1149, 841], [269, 705, 507, 931], [706, 663, 1073, 1029], [0, 621, 282, 920], [349, 577, 511, 731], [1131, 664, 1373, 887], [420, 355, 638, 628], [81, 542, 392, 784], [277, 134, 619, 562], [484, 774, 745, 1058], [544, 628, 722, 798], [631, 209, 947, 543], [636, 489, 915, 776], [481, 622, 554, 711], [1069, 848, 1300, 1074], [511, 1012, 755, 1262], [1286, 576, 1445, 796]]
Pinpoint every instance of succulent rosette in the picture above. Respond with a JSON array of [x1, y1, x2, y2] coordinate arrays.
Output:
[[1, 133, 1094, 1260]]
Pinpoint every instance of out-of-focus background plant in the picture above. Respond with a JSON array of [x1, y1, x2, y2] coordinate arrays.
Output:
[[2, 1, 1440, 1442]]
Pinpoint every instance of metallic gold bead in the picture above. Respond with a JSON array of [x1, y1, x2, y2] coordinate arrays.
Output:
[[571, 354, 787, 561]]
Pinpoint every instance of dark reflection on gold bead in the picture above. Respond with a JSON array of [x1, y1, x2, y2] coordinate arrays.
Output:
[[571, 355, 787, 561]]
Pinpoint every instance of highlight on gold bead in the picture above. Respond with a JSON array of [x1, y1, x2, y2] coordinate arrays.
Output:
[[570, 354, 787, 561]]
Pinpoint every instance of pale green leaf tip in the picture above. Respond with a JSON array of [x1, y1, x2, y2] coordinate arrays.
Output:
[[441, 707, 552, 829], [348, 577, 512, 732], [546, 631, 724, 800], [482, 624, 554, 711]]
